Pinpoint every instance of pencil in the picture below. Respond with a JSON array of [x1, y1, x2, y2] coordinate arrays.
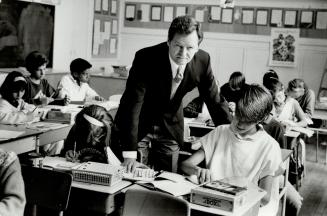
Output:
[[50, 91, 56, 98], [32, 106, 38, 113], [73, 142, 76, 158]]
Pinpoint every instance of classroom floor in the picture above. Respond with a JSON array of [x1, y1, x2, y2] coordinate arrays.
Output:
[[298, 134, 327, 216]]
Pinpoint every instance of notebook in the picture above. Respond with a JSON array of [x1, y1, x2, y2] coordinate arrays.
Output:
[[136, 171, 198, 196], [72, 162, 124, 186]]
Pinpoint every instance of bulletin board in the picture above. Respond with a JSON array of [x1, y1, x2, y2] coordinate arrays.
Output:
[[92, 0, 119, 58], [0, 0, 55, 68], [124, 2, 327, 39]]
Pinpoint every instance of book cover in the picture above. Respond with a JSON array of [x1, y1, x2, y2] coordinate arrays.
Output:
[[203, 180, 247, 196]]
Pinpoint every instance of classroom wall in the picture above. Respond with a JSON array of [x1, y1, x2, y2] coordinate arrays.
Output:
[[118, 0, 327, 96], [50, 0, 327, 96]]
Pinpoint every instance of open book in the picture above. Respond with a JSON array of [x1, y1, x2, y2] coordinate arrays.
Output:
[[136, 171, 198, 197]]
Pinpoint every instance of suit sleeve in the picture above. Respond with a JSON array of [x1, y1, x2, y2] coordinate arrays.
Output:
[[114, 51, 147, 151], [197, 55, 232, 126]]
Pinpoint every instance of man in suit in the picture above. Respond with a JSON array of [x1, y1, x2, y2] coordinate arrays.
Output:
[[114, 16, 232, 172]]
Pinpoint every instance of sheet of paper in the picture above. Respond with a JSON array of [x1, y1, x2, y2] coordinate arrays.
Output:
[[316, 11, 327, 29], [0, 130, 25, 140], [176, 6, 186, 17], [102, 0, 108, 12], [112, 20, 118, 34], [140, 4, 150, 22], [111, 0, 117, 14], [104, 21, 111, 39], [109, 38, 116, 54], [301, 11, 313, 23], [210, 6, 221, 21], [94, 0, 101, 12], [256, 10, 267, 25], [222, 8, 233, 23], [195, 10, 204, 22], [164, 6, 174, 22], [151, 6, 161, 21], [242, 10, 254, 24], [271, 9, 282, 25], [126, 5, 135, 19], [284, 11, 296, 26]]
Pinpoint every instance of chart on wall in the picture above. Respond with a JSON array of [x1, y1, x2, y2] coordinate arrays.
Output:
[[92, 0, 119, 58], [0, 0, 55, 68]]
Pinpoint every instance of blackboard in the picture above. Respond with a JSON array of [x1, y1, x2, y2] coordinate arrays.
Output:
[[0, 0, 55, 68]]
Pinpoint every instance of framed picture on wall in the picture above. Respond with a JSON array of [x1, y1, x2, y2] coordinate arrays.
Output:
[[125, 4, 136, 21], [270, 9, 283, 27], [300, 10, 313, 28], [221, 8, 233, 24], [151, 5, 162, 21], [209, 6, 221, 23], [284, 10, 298, 27], [242, 8, 254, 24], [256, 9, 268, 26]]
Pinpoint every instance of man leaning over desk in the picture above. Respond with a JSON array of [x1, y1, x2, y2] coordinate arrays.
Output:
[[113, 15, 232, 173]]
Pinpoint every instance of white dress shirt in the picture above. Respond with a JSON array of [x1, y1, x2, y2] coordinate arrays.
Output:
[[57, 74, 99, 101]]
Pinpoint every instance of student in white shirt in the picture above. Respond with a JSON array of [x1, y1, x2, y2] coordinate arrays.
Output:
[[58, 58, 104, 102], [180, 84, 283, 216]]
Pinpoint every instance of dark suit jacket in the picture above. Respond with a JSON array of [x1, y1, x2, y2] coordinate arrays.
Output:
[[114, 42, 231, 152]]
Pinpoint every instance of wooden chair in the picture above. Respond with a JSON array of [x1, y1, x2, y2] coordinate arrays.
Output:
[[122, 189, 190, 216], [22, 165, 73, 216]]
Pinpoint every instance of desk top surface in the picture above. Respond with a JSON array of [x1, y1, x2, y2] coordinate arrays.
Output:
[[0, 124, 42, 144], [313, 109, 327, 121]]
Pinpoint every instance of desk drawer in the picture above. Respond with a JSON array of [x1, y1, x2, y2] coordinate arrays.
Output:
[[0, 136, 36, 154]]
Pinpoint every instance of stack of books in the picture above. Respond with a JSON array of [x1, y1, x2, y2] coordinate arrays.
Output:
[[191, 180, 247, 212]]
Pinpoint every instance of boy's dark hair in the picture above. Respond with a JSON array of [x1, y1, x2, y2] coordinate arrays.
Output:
[[0, 71, 27, 104], [235, 84, 273, 124], [288, 78, 307, 92], [25, 51, 48, 73], [263, 69, 279, 88], [168, 15, 203, 45], [229, 71, 246, 90], [70, 58, 92, 75]]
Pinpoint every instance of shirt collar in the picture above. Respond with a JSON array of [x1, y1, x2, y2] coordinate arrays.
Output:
[[168, 54, 185, 78], [229, 124, 264, 141]]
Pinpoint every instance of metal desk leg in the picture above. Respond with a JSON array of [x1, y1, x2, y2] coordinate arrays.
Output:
[[316, 131, 319, 163], [35, 136, 40, 154]]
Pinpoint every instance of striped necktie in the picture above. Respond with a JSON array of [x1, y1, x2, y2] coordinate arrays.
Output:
[[174, 66, 183, 83]]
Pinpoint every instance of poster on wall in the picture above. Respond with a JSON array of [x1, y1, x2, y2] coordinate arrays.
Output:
[[269, 28, 299, 67]]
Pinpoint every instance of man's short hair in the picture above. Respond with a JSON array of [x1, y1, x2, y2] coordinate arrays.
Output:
[[70, 58, 92, 75], [25, 51, 48, 73], [235, 84, 273, 124], [168, 15, 203, 44]]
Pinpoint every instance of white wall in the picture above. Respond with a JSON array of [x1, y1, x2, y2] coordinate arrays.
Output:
[[51, 0, 327, 95]]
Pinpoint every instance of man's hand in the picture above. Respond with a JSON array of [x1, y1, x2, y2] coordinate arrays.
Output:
[[196, 167, 212, 184], [63, 95, 71, 105], [122, 158, 138, 173]]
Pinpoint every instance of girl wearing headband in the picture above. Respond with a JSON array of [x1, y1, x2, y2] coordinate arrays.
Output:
[[62, 105, 114, 163], [0, 71, 41, 124]]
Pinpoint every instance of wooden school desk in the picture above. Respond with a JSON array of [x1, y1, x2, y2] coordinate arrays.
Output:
[[0, 124, 41, 154]]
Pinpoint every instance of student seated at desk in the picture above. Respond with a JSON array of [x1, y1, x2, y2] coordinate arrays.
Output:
[[23, 51, 70, 106], [0, 149, 26, 216], [265, 78, 308, 128], [62, 105, 113, 163], [0, 71, 42, 124], [180, 84, 283, 216], [57, 58, 104, 103]]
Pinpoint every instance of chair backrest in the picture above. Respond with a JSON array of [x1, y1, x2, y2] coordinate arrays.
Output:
[[122, 189, 190, 216], [22, 165, 72, 212]]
